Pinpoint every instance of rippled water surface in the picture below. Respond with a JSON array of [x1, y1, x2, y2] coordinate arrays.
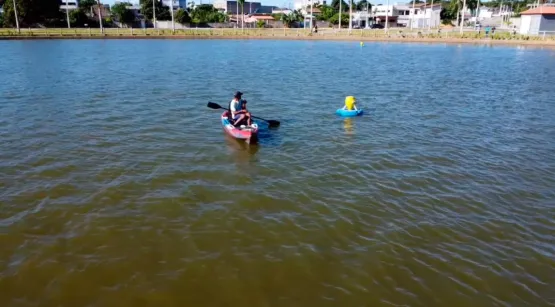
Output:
[[1, 39, 555, 306]]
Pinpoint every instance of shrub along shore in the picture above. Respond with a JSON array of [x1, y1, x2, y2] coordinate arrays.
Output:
[[1, 28, 554, 47]]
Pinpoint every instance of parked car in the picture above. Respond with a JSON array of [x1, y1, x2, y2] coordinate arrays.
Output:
[[370, 24, 384, 29]]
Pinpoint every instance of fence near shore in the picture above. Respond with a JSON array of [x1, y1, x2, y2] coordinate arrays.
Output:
[[1, 27, 554, 41]]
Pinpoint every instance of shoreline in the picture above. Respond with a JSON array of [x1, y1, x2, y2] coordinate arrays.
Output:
[[1, 34, 555, 48]]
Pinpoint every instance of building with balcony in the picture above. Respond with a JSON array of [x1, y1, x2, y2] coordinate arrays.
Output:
[[407, 3, 441, 29]]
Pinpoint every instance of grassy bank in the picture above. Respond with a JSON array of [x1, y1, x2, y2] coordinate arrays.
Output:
[[2, 28, 555, 46]]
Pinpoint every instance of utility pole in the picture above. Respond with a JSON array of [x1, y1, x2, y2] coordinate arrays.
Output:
[[459, 0, 466, 34], [97, 0, 104, 33], [410, 0, 415, 30], [153, 0, 157, 28], [349, 0, 352, 33], [310, 0, 314, 30], [385, 0, 389, 31], [65, 0, 71, 28], [429, 0, 434, 30], [475, 0, 480, 30], [366, 1, 369, 29], [170, 0, 175, 32], [12, 0, 20, 33], [339, 0, 342, 30]]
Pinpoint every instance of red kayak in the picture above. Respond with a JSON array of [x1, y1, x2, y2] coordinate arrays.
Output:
[[221, 111, 259, 144]]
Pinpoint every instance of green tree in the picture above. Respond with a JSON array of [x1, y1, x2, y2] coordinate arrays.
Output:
[[175, 8, 190, 24], [3, 0, 62, 27], [0, 13, 4, 28], [331, 0, 348, 12], [256, 20, 265, 28], [69, 9, 89, 27], [190, 4, 227, 23], [317, 5, 335, 21], [356, 0, 371, 11], [140, 0, 171, 21], [111, 2, 135, 25], [79, 0, 96, 13], [447, 0, 478, 25], [329, 12, 349, 24], [280, 10, 303, 27], [440, 7, 455, 24]]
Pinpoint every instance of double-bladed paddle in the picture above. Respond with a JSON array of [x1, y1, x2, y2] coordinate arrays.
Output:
[[207, 102, 281, 128]]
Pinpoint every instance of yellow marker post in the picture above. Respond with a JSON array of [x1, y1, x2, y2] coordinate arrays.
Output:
[[360, 41, 364, 47]]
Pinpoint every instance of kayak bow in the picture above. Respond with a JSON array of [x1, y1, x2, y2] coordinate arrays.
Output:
[[221, 111, 259, 144]]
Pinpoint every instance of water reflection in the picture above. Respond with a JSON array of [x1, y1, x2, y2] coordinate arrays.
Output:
[[224, 134, 259, 166], [343, 118, 354, 135]]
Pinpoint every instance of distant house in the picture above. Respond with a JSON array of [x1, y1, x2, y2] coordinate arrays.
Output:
[[519, 6, 555, 35], [161, 0, 187, 9], [213, 0, 262, 15], [244, 14, 275, 25]]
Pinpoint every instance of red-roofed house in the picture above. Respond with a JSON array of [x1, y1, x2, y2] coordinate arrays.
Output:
[[519, 6, 555, 35], [244, 14, 275, 26]]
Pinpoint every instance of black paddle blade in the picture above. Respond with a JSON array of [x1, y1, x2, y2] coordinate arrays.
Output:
[[207, 102, 222, 109], [267, 120, 280, 127]]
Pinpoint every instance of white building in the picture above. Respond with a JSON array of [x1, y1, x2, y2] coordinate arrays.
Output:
[[372, 4, 397, 28], [408, 3, 441, 29], [395, 5, 411, 27], [351, 11, 373, 28], [519, 6, 555, 35], [60, 0, 79, 10], [370, 3, 440, 28]]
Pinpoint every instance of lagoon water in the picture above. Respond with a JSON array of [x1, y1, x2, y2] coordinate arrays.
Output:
[[1, 39, 555, 306]]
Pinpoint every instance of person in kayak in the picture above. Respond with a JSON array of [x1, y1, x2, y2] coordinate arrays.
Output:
[[342, 96, 358, 111], [229, 91, 252, 127]]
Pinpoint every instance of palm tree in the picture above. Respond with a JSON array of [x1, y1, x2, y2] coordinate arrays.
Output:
[[281, 10, 303, 28]]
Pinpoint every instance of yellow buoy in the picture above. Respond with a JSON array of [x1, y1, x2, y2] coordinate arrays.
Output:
[[360, 41, 364, 47]]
